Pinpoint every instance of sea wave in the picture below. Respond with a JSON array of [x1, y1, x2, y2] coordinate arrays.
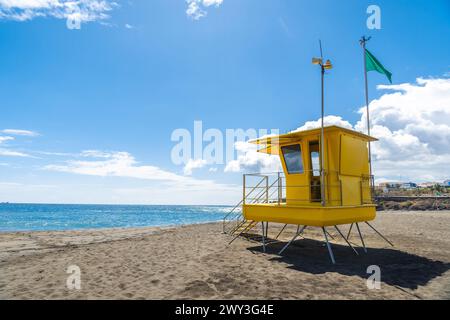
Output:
[[0, 203, 233, 232]]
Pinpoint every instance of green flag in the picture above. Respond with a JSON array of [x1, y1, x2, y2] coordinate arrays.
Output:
[[365, 49, 392, 83]]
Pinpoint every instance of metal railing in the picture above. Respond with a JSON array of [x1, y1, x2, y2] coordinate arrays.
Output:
[[243, 171, 375, 207], [223, 171, 374, 234], [223, 174, 282, 233]]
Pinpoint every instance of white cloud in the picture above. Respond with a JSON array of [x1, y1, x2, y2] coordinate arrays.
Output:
[[0, 0, 116, 23], [35, 151, 76, 156], [225, 141, 281, 173], [1, 150, 241, 204], [0, 136, 14, 144], [186, 0, 223, 20], [0, 181, 239, 205], [80, 149, 113, 158], [0, 148, 32, 157], [356, 77, 450, 182], [293, 115, 353, 132], [2, 129, 39, 136], [1, 0, 222, 24], [202, 0, 223, 6], [44, 150, 236, 190], [45, 150, 188, 182], [0, 129, 38, 157], [183, 158, 207, 175], [293, 77, 450, 183]]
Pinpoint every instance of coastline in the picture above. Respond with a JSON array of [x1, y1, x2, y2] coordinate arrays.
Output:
[[1, 211, 450, 299], [0, 221, 221, 261], [0, 220, 223, 235], [0, 203, 230, 233]]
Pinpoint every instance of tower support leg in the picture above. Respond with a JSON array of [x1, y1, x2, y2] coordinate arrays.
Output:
[[346, 223, 354, 240], [278, 225, 306, 255], [261, 222, 266, 252], [326, 230, 335, 240], [322, 227, 336, 264], [365, 222, 394, 247], [334, 226, 359, 255], [275, 224, 288, 240], [356, 223, 367, 253]]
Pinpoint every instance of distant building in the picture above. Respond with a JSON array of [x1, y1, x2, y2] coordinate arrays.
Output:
[[400, 182, 418, 190], [378, 182, 402, 189], [377, 182, 402, 193], [418, 182, 440, 188]]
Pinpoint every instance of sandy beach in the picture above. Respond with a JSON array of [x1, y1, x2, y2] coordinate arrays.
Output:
[[1, 211, 449, 300]]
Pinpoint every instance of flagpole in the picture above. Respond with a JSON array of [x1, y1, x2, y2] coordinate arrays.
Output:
[[361, 36, 373, 180]]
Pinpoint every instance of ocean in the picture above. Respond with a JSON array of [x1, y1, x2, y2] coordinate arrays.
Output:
[[0, 203, 233, 232]]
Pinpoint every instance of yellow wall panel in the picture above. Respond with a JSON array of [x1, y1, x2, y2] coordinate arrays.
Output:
[[340, 176, 361, 206], [340, 134, 369, 177]]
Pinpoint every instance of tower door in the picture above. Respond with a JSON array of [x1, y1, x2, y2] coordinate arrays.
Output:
[[309, 141, 321, 202]]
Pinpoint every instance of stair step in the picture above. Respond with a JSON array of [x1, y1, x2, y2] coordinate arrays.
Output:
[[230, 220, 257, 235]]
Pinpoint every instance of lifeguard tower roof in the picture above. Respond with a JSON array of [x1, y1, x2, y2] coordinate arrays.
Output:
[[250, 125, 378, 155]]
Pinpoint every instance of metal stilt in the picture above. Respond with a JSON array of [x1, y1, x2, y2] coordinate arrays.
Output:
[[275, 224, 288, 240], [322, 227, 336, 264], [334, 226, 359, 255], [365, 222, 394, 247], [346, 223, 354, 240], [278, 225, 306, 255], [355, 223, 367, 253], [261, 222, 266, 252], [326, 230, 336, 240]]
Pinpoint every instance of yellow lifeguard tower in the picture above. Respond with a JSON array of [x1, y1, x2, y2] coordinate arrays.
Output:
[[244, 125, 376, 226], [223, 126, 393, 263], [223, 46, 393, 264]]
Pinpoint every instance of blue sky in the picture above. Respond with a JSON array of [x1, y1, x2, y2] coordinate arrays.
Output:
[[0, 0, 449, 204]]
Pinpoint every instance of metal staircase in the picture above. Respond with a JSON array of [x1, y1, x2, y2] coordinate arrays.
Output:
[[222, 174, 282, 242]]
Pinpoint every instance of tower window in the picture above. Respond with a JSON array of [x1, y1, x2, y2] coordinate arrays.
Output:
[[281, 145, 304, 174]]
